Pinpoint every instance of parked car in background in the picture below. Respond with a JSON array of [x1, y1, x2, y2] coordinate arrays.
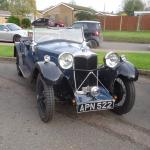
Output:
[[0, 23, 28, 42], [15, 27, 139, 123], [72, 21, 102, 48], [32, 18, 64, 27]]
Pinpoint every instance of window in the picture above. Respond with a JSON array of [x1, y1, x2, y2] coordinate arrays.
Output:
[[6, 24, 21, 31], [72, 23, 83, 29], [0, 25, 8, 31], [37, 18, 42, 22], [85, 23, 101, 30]]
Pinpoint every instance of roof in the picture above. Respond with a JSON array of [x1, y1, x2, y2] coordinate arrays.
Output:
[[43, 2, 96, 14], [134, 11, 150, 15], [39, 6, 54, 14], [96, 11, 118, 16], [0, 10, 11, 17], [63, 3, 96, 13], [74, 20, 100, 23], [145, 7, 150, 11]]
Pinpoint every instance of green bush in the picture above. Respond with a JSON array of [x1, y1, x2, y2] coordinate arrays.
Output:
[[7, 16, 20, 26], [75, 11, 97, 21], [21, 18, 31, 28]]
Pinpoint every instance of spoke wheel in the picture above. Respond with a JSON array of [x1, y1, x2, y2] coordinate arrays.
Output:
[[88, 40, 98, 48], [112, 77, 135, 115], [36, 74, 55, 122]]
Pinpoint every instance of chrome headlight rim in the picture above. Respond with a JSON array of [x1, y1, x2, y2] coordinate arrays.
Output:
[[91, 86, 100, 97], [58, 52, 73, 69], [104, 51, 120, 68], [44, 55, 51, 63]]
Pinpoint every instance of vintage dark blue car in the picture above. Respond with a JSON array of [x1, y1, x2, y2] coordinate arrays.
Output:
[[15, 27, 139, 123]]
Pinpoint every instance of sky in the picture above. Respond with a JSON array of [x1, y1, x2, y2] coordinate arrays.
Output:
[[36, 0, 124, 13], [36, 0, 149, 13]]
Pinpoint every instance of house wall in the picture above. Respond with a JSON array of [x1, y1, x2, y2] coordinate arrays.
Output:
[[0, 16, 7, 23], [43, 4, 74, 26]]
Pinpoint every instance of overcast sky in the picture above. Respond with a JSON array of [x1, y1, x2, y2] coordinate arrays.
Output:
[[36, 0, 123, 13], [36, 0, 149, 13]]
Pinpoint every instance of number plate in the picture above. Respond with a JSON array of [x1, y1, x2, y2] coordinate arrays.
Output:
[[77, 100, 114, 113]]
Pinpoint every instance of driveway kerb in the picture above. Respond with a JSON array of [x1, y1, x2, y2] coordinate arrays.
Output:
[[0, 56, 16, 62], [138, 69, 150, 78], [0, 57, 149, 77]]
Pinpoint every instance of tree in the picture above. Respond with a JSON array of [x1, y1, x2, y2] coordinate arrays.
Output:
[[8, 16, 20, 26], [9, 0, 36, 17], [0, 0, 9, 10], [69, 0, 76, 5], [123, 0, 144, 16], [75, 11, 97, 21], [21, 18, 31, 28]]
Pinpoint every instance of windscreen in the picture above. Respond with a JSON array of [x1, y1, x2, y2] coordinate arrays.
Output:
[[83, 23, 101, 31], [33, 27, 84, 43], [6, 24, 22, 31]]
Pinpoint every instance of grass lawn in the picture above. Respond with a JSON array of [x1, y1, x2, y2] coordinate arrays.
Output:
[[0, 44, 149, 70], [0, 44, 14, 57], [97, 52, 150, 70], [103, 31, 150, 44]]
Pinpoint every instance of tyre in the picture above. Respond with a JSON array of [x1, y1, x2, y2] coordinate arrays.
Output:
[[112, 77, 135, 115], [88, 40, 98, 48], [16, 53, 22, 76], [13, 35, 21, 43], [36, 74, 55, 123]]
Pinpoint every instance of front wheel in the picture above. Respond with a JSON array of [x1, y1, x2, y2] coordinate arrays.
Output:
[[112, 77, 135, 115], [36, 74, 55, 123], [13, 35, 21, 43], [88, 40, 98, 48]]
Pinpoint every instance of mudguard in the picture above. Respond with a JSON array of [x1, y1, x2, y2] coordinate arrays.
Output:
[[14, 42, 21, 57], [117, 61, 139, 81], [98, 61, 139, 93], [32, 61, 63, 85]]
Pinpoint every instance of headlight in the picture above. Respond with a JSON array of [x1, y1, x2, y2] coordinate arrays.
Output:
[[58, 52, 73, 69], [104, 51, 120, 68], [44, 55, 50, 63]]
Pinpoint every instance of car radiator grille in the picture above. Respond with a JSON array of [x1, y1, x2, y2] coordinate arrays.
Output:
[[74, 54, 97, 89]]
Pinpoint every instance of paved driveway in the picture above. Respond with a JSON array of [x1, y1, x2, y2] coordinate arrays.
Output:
[[99, 41, 150, 51], [0, 62, 150, 150]]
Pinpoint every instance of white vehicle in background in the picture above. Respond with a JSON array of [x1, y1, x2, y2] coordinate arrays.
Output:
[[0, 23, 28, 42]]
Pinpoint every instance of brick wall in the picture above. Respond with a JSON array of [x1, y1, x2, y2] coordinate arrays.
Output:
[[43, 4, 73, 26]]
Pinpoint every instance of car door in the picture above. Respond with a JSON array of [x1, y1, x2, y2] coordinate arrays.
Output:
[[0, 25, 12, 42], [23, 41, 35, 71], [18, 40, 35, 78]]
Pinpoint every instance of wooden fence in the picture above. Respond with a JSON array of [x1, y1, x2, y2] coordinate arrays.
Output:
[[98, 15, 150, 31]]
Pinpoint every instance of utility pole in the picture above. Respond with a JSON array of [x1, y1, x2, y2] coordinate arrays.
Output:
[[103, 2, 106, 31]]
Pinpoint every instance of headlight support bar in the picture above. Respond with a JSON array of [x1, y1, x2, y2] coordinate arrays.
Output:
[[72, 65, 110, 94]]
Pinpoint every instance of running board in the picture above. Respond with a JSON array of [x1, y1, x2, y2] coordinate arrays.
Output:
[[19, 65, 31, 78]]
